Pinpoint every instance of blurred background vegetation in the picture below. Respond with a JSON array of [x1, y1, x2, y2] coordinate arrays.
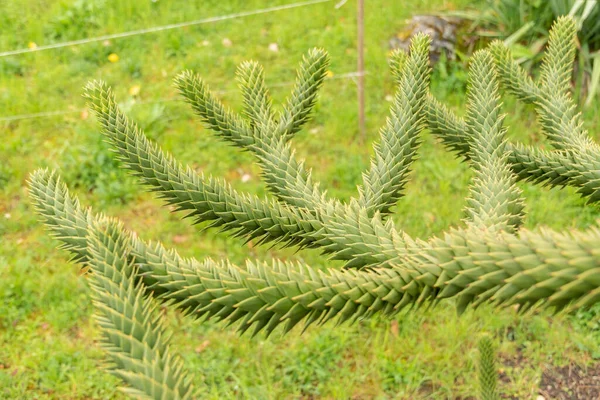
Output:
[[0, 0, 599, 398], [463, 0, 600, 105]]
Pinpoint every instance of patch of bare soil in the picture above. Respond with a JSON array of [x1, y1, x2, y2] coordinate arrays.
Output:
[[538, 363, 600, 400], [497, 345, 600, 400]]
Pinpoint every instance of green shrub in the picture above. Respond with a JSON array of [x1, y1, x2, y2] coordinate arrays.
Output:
[[28, 17, 600, 398]]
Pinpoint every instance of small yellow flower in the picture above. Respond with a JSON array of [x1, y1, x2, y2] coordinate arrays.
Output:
[[325, 70, 334, 78], [129, 85, 141, 96], [108, 53, 119, 63], [28, 42, 37, 49]]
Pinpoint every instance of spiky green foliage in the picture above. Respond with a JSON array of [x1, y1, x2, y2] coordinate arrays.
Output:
[[28, 17, 600, 397], [428, 17, 600, 202], [478, 335, 499, 400], [474, 1, 600, 105], [462, 50, 524, 232], [87, 219, 196, 399]]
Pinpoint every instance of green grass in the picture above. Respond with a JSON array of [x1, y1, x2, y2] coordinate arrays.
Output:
[[1, 0, 600, 398]]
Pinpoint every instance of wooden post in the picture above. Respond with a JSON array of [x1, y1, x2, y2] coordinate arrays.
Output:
[[357, 0, 365, 141]]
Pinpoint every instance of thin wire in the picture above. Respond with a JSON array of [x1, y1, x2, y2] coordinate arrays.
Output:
[[0, 0, 332, 58], [0, 71, 367, 122], [0, 109, 80, 122], [335, 0, 349, 9]]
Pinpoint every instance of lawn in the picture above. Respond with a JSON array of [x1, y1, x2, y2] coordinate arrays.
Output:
[[1, 0, 600, 398]]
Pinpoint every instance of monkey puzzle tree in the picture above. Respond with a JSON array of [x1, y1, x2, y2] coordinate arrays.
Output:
[[29, 17, 600, 398]]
